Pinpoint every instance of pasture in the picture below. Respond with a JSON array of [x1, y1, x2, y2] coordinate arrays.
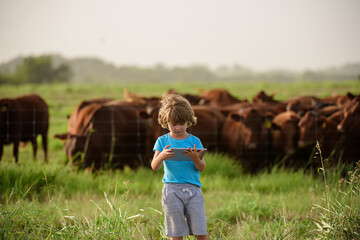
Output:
[[1, 81, 360, 239]]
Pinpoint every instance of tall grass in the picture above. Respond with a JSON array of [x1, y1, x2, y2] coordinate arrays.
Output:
[[1, 145, 359, 239], [312, 141, 360, 239]]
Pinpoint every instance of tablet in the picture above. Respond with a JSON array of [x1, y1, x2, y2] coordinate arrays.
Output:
[[168, 148, 207, 161]]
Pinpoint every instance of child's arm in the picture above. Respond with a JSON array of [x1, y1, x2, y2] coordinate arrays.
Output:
[[184, 144, 206, 172], [151, 145, 174, 171]]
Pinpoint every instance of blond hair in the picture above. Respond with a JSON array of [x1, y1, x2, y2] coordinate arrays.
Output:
[[158, 94, 197, 130]]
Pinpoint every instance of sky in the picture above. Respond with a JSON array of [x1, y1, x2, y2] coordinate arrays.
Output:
[[1, 0, 360, 71]]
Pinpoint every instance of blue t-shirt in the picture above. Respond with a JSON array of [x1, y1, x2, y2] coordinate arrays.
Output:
[[153, 133, 204, 187]]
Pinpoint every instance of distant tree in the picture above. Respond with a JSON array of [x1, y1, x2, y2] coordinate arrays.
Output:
[[0, 55, 72, 84], [52, 63, 72, 83], [0, 73, 19, 84]]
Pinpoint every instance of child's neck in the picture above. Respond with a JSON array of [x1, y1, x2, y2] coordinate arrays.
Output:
[[169, 131, 189, 140]]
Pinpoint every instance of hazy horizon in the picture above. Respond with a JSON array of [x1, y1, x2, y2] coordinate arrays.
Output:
[[1, 0, 360, 72]]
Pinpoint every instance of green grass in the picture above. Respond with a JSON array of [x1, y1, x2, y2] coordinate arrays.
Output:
[[1, 81, 360, 239], [1, 153, 357, 239]]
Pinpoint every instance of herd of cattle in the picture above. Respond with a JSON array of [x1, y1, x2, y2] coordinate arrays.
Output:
[[0, 88, 359, 173]]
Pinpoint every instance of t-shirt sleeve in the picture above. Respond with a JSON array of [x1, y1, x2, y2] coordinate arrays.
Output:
[[153, 137, 163, 152], [194, 136, 204, 149]]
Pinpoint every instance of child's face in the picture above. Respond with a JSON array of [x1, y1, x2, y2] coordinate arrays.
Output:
[[168, 122, 188, 138]]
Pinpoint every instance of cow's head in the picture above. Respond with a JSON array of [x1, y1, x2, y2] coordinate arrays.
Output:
[[271, 112, 300, 154], [229, 108, 265, 150], [337, 99, 360, 137], [298, 111, 327, 148], [66, 134, 87, 167], [54, 133, 87, 167]]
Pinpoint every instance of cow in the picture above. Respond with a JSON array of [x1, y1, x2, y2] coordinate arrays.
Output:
[[336, 96, 360, 165], [252, 90, 279, 103], [219, 101, 282, 122], [270, 111, 300, 168], [62, 101, 150, 171], [54, 99, 113, 142], [165, 89, 206, 106], [67, 98, 114, 134], [0, 94, 49, 163], [188, 105, 226, 152], [285, 96, 322, 117], [123, 88, 161, 108], [200, 88, 246, 107], [336, 92, 356, 108], [55, 101, 111, 167], [221, 106, 272, 173], [297, 110, 341, 168]]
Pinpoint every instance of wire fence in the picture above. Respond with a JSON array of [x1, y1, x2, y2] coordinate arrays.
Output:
[[1, 101, 358, 167]]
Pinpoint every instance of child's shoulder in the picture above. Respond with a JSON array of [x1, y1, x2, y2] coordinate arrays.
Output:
[[157, 133, 170, 142], [188, 133, 200, 140]]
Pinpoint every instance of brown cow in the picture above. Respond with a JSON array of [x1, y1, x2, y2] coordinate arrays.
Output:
[[219, 102, 283, 122], [67, 98, 114, 134], [285, 96, 322, 117], [298, 110, 341, 168], [0, 94, 49, 163], [221, 106, 272, 173], [55, 101, 110, 165], [123, 88, 161, 109], [201, 88, 245, 107], [336, 92, 356, 108], [252, 90, 278, 103], [54, 99, 113, 141], [336, 96, 360, 164], [64, 102, 150, 171], [188, 105, 226, 152], [271, 111, 300, 167], [165, 89, 207, 106]]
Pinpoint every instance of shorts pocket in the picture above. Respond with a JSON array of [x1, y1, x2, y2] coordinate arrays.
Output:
[[191, 187, 204, 203], [162, 186, 177, 204]]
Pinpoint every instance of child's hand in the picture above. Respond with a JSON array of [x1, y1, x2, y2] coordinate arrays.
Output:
[[159, 145, 174, 160], [184, 144, 204, 160]]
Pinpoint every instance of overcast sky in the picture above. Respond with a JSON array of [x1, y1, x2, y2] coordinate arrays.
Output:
[[1, 0, 359, 71]]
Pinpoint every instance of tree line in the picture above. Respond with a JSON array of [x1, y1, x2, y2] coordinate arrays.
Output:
[[0, 54, 359, 84], [0, 55, 72, 84]]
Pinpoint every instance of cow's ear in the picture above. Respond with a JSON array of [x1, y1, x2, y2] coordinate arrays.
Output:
[[271, 123, 281, 130], [54, 133, 69, 140], [347, 92, 355, 99], [230, 113, 244, 122]]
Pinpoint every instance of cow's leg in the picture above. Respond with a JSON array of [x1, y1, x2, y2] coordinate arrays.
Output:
[[42, 133, 48, 162], [0, 143, 3, 161], [13, 141, 19, 163], [32, 137, 38, 160]]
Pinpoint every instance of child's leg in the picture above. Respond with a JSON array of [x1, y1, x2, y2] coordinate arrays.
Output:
[[170, 237, 183, 240], [195, 235, 208, 240], [184, 187, 207, 237]]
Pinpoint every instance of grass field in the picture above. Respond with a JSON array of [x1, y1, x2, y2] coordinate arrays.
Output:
[[1, 81, 360, 239]]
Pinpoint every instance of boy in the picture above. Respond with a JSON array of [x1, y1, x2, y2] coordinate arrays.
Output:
[[152, 94, 208, 240]]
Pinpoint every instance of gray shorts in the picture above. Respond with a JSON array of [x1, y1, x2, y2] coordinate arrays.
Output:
[[162, 183, 207, 237]]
